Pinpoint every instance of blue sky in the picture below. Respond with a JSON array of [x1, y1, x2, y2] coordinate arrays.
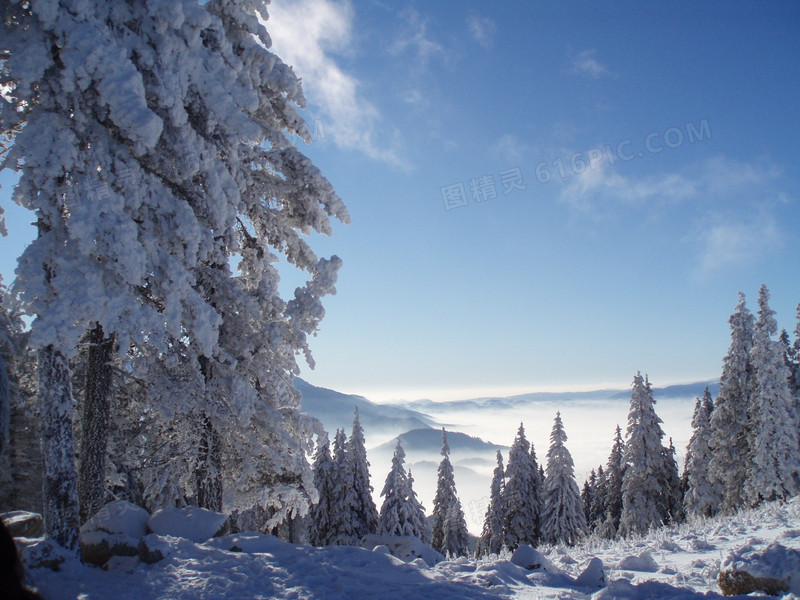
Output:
[[2, 1, 800, 403]]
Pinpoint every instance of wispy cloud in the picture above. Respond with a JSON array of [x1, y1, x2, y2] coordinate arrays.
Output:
[[694, 215, 782, 278], [560, 155, 780, 211], [389, 8, 445, 65], [265, 0, 407, 168], [467, 15, 496, 49], [489, 134, 531, 164], [572, 49, 610, 79]]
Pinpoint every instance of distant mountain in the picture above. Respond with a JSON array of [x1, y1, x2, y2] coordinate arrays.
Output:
[[296, 379, 436, 446], [403, 380, 720, 412], [374, 428, 507, 457]]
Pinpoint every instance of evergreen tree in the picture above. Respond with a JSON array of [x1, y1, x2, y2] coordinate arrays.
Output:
[[310, 434, 336, 546], [330, 429, 360, 545], [619, 373, 670, 537], [379, 441, 427, 540], [502, 423, 541, 550], [2, 0, 348, 544], [581, 470, 596, 527], [589, 465, 607, 533], [541, 412, 587, 546], [599, 426, 625, 538], [476, 450, 506, 557], [709, 293, 755, 513], [744, 285, 800, 504], [441, 498, 470, 558], [346, 408, 379, 538], [431, 428, 458, 554], [683, 389, 719, 517], [661, 438, 684, 524], [405, 469, 430, 544]]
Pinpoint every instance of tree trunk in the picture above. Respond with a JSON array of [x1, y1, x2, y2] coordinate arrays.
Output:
[[0, 354, 9, 458], [38, 345, 80, 551], [78, 324, 115, 523], [195, 412, 222, 512]]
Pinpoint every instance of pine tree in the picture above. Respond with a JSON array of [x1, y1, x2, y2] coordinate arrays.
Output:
[[581, 470, 596, 527], [744, 285, 800, 504], [2, 0, 348, 542], [599, 426, 625, 538], [310, 434, 336, 546], [502, 423, 541, 550], [661, 438, 684, 524], [709, 293, 755, 513], [379, 440, 427, 540], [346, 408, 379, 538], [541, 412, 587, 546], [590, 465, 607, 533], [405, 469, 430, 544], [683, 389, 719, 517], [476, 450, 506, 557], [431, 428, 458, 553], [619, 373, 670, 537], [330, 429, 361, 545], [441, 498, 470, 558]]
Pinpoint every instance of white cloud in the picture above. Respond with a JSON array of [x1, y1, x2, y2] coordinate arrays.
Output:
[[265, 0, 406, 168], [489, 134, 531, 164], [467, 15, 496, 49], [389, 8, 445, 65], [572, 49, 609, 79], [694, 215, 782, 278]]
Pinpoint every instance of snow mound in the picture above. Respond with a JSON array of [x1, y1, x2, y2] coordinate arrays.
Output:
[[574, 556, 605, 589], [510, 544, 562, 573], [361, 534, 444, 566], [617, 550, 659, 572], [147, 507, 229, 543], [81, 500, 149, 539]]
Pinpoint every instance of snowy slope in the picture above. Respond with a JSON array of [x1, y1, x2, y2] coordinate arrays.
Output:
[[26, 497, 800, 599]]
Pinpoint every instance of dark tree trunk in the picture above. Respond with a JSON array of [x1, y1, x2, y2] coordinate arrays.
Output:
[[38, 345, 80, 551], [195, 355, 222, 512], [78, 324, 115, 523]]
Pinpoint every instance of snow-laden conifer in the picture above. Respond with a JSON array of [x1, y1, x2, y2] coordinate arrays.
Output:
[[709, 293, 755, 513], [502, 423, 541, 549], [310, 433, 336, 546], [476, 450, 506, 557], [541, 412, 587, 546], [683, 388, 719, 517], [330, 429, 361, 545], [441, 497, 470, 558], [598, 426, 625, 538], [379, 441, 427, 540], [346, 408, 379, 538], [431, 428, 458, 553], [619, 373, 670, 537], [744, 285, 800, 504]]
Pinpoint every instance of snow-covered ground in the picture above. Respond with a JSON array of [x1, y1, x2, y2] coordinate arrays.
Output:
[[25, 497, 800, 599]]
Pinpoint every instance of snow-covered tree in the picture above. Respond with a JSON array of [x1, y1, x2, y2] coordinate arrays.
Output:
[[709, 293, 755, 514], [379, 441, 427, 540], [541, 412, 586, 546], [744, 285, 800, 504], [441, 498, 470, 558], [346, 408, 379, 538], [502, 423, 541, 549], [431, 429, 459, 553], [619, 373, 670, 537], [661, 438, 684, 524], [405, 469, 430, 544], [683, 388, 719, 517], [330, 429, 360, 545], [2, 0, 349, 542], [581, 470, 596, 528], [310, 433, 336, 546], [476, 450, 506, 557], [598, 426, 625, 538], [588, 466, 607, 533]]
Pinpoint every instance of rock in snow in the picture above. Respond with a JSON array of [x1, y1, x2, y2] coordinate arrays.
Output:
[[80, 500, 149, 539], [718, 542, 800, 596], [147, 506, 229, 543], [1, 510, 44, 538], [80, 530, 140, 567]]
